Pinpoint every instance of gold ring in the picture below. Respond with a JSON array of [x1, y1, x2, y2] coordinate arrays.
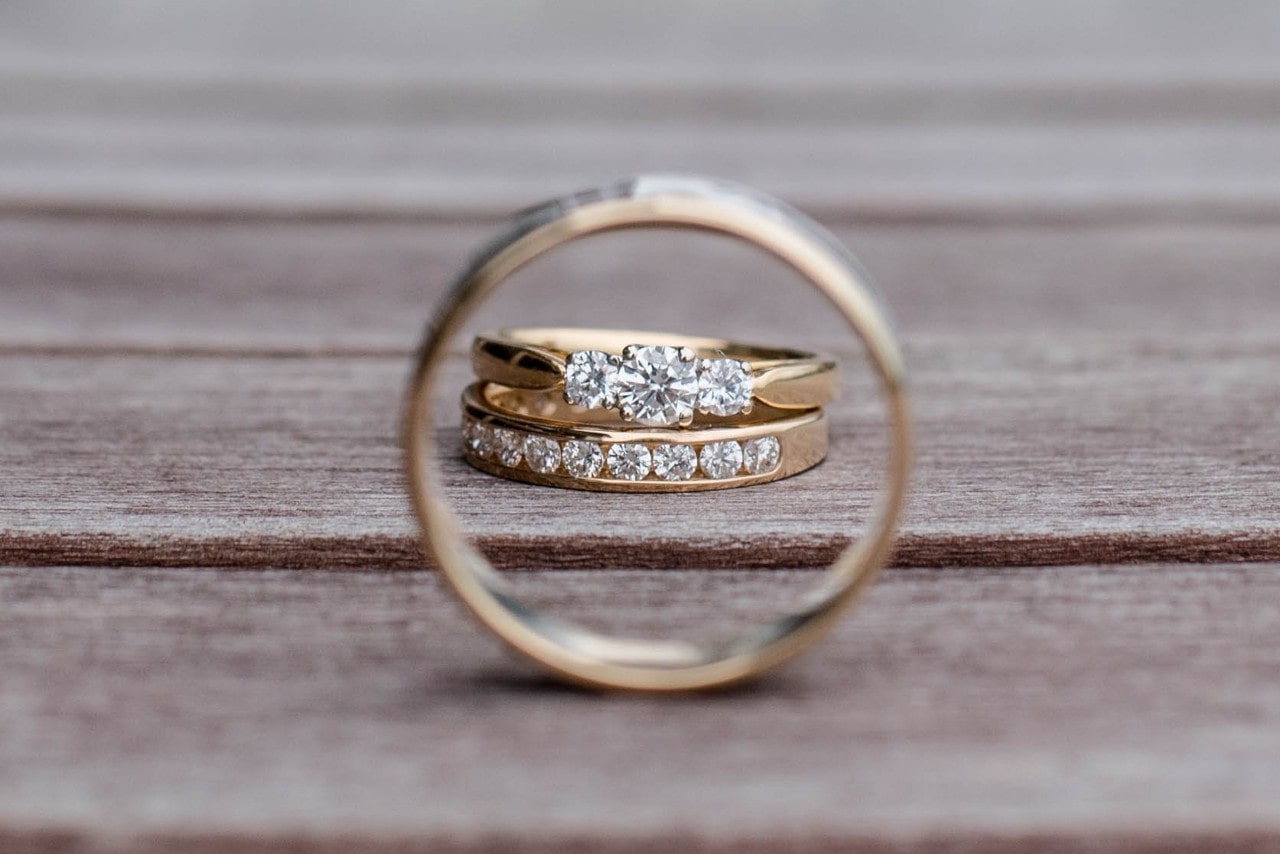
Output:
[[403, 175, 912, 692], [472, 327, 839, 425], [462, 382, 826, 491]]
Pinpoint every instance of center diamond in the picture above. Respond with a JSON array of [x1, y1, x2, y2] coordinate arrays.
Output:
[[614, 344, 699, 426]]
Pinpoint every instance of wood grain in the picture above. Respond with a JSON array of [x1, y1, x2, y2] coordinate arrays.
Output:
[[1, 340, 1276, 570], [4, 2, 1280, 222], [3, 563, 1280, 853], [4, 217, 1280, 351], [4, 2, 1280, 849], [4, 213, 1275, 570]]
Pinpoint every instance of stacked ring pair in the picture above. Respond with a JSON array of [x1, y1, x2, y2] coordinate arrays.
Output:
[[461, 329, 837, 491]]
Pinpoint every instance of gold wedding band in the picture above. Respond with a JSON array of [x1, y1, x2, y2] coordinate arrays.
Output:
[[403, 175, 912, 692], [462, 382, 827, 492]]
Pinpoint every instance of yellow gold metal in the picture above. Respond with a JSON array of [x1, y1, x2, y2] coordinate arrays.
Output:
[[403, 175, 912, 692], [462, 382, 826, 492], [472, 327, 839, 413]]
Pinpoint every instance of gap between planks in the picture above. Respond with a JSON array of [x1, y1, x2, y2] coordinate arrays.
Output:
[[3, 531, 1278, 572]]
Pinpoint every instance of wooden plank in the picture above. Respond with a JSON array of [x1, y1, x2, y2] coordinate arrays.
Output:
[[4, 217, 1277, 569], [2, 340, 1275, 570], [3, 3, 1280, 221], [4, 218, 1280, 352], [3, 563, 1280, 853], [5, 123, 1280, 223], [7, 0, 1280, 77], [3, 5, 1276, 851]]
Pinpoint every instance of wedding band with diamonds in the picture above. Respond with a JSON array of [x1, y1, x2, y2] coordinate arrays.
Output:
[[472, 328, 838, 427], [460, 382, 824, 492]]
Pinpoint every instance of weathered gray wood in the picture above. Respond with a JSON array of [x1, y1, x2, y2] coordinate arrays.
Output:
[[5, 216, 1275, 570], [8, 0, 1280, 79], [4, 218, 1280, 351], [3, 563, 1280, 853], [7, 123, 1280, 223], [4, 4, 1280, 849], [3, 2, 1280, 221], [1, 339, 1276, 570]]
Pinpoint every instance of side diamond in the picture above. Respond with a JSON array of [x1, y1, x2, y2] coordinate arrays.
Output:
[[564, 350, 618, 409], [742, 436, 781, 474], [652, 443, 697, 481], [465, 420, 495, 458], [493, 428, 524, 467], [523, 435, 561, 474], [699, 441, 743, 479], [562, 440, 604, 478], [607, 443, 652, 481], [696, 358, 753, 416]]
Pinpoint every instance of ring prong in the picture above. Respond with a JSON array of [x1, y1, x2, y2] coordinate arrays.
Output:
[[619, 405, 635, 422], [679, 346, 696, 362], [622, 344, 638, 360], [678, 411, 695, 428]]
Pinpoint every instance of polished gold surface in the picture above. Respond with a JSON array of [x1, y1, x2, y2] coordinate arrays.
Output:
[[403, 175, 912, 692], [462, 382, 826, 492], [472, 327, 839, 412]]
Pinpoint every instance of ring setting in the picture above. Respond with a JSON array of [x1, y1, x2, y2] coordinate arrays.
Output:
[[563, 344, 753, 427]]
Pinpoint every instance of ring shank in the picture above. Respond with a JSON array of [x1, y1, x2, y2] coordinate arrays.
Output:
[[403, 175, 911, 691]]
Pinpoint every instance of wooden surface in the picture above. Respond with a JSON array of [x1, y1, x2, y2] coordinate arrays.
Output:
[[3, 219, 1277, 570], [3, 2, 1280, 851], [6, 564, 1280, 854]]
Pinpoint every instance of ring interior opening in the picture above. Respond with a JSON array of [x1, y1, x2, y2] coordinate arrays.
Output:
[[409, 185, 906, 685]]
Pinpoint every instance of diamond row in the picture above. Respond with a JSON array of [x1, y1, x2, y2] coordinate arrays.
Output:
[[464, 419, 781, 482], [564, 344, 753, 426]]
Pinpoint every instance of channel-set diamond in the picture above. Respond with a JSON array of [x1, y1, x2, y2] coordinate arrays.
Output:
[[742, 435, 781, 474], [562, 439, 604, 478], [493, 427, 524, 467], [652, 443, 697, 481], [523, 434, 561, 474], [699, 440, 744, 479], [465, 420, 495, 458], [606, 443, 652, 480]]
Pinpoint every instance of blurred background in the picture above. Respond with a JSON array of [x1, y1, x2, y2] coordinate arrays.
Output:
[[5, 0, 1279, 347], [6, 0, 1280, 219], [4, 2, 1280, 851]]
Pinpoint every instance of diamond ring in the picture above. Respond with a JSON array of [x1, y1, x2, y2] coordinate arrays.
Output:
[[472, 328, 839, 427]]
